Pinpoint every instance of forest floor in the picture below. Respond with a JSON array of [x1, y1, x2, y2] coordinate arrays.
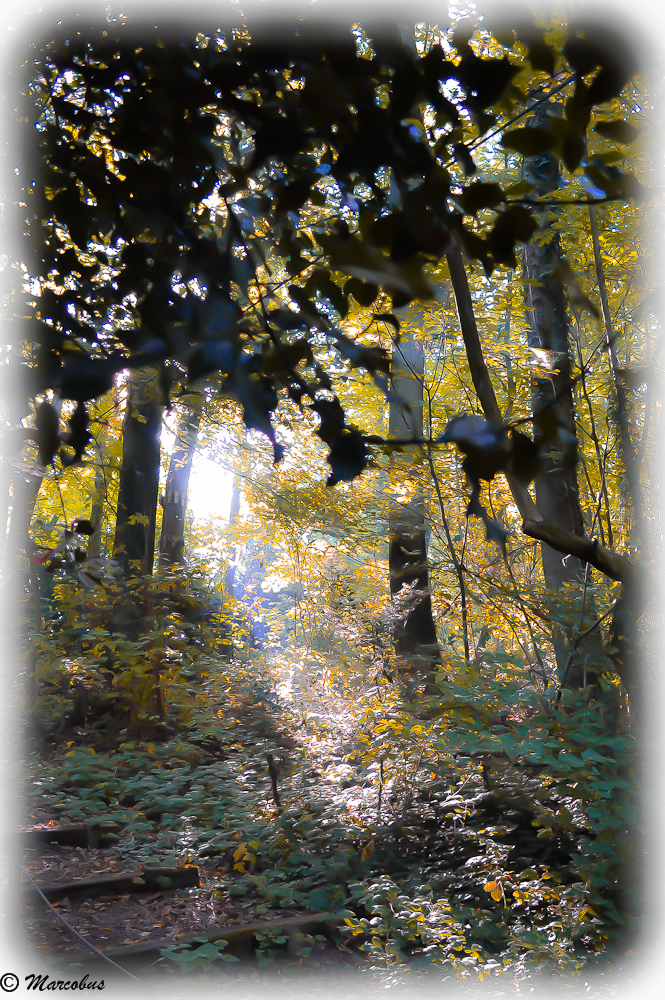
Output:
[[12, 654, 648, 997], [15, 805, 634, 999], [19, 825, 328, 958]]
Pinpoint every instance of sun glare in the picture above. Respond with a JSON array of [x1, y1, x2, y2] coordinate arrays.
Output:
[[187, 453, 234, 522]]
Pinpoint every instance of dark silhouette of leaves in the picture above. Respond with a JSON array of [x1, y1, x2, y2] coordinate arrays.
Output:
[[502, 127, 557, 156], [345, 277, 378, 306], [562, 130, 586, 173], [458, 182, 505, 216], [71, 519, 95, 535], [509, 430, 542, 484], [564, 30, 636, 104], [594, 120, 640, 144], [326, 429, 367, 486], [35, 402, 60, 466], [61, 401, 92, 466], [488, 206, 537, 268], [311, 397, 346, 446], [467, 485, 510, 549], [515, 27, 556, 76], [452, 142, 477, 176], [442, 415, 511, 483], [19, 16, 639, 483]]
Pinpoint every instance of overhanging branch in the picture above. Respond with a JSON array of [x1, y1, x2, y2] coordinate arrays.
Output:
[[445, 244, 638, 586]]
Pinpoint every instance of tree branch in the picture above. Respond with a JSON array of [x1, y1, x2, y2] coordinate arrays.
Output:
[[445, 244, 638, 585]]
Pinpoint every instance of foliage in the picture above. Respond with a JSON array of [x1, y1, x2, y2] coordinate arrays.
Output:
[[10, 4, 658, 991], [10, 12, 643, 488], [159, 935, 238, 974], [24, 556, 235, 739], [26, 614, 638, 984]]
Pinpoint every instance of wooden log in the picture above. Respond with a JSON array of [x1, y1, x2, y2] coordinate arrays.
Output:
[[17, 822, 121, 849], [23, 865, 199, 902], [62, 912, 338, 969]]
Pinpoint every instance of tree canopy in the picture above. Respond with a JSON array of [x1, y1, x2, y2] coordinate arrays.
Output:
[[12, 13, 641, 497]]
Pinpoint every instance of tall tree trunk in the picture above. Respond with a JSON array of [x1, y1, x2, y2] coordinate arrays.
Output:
[[521, 95, 590, 685], [87, 462, 107, 561], [1, 460, 10, 564], [388, 327, 439, 681], [523, 229, 586, 590], [589, 205, 646, 550], [159, 394, 203, 566], [2, 457, 43, 708], [112, 370, 163, 577], [4, 463, 43, 607], [225, 474, 241, 600], [522, 105, 585, 593]]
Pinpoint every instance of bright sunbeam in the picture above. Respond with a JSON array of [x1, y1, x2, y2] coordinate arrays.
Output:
[[187, 453, 234, 522]]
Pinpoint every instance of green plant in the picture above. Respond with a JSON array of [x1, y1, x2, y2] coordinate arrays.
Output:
[[158, 936, 239, 973], [254, 927, 289, 966]]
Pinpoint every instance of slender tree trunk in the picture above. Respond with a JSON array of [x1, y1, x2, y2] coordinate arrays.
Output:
[[218, 474, 242, 659], [87, 464, 106, 561], [159, 394, 203, 566], [520, 96, 592, 685], [589, 206, 646, 549], [4, 463, 42, 605], [1, 458, 43, 709], [225, 474, 241, 600], [523, 231, 586, 589], [26, 553, 42, 698], [522, 101, 585, 595], [1, 460, 10, 563], [112, 370, 163, 577], [388, 327, 439, 680], [446, 243, 638, 696]]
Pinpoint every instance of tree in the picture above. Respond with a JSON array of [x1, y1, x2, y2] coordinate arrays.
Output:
[[159, 393, 204, 566], [11, 10, 658, 971], [388, 324, 440, 680], [521, 92, 586, 590], [10, 12, 647, 695], [112, 370, 163, 577]]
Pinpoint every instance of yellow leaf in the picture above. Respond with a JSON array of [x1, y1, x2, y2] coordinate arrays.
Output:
[[233, 862, 245, 873], [233, 845, 247, 861], [483, 881, 498, 891], [490, 889, 502, 901]]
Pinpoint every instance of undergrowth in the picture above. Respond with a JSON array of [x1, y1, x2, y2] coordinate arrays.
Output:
[[22, 599, 639, 990]]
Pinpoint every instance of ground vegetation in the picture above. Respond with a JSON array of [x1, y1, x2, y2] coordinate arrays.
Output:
[[2, 5, 661, 992]]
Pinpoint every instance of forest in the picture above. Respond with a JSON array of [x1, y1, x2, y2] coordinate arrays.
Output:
[[1, 2, 662, 995]]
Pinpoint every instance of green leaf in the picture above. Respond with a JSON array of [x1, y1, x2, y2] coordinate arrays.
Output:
[[308, 886, 331, 911], [345, 276, 378, 306], [458, 182, 505, 216], [594, 120, 640, 144], [562, 129, 586, 173]]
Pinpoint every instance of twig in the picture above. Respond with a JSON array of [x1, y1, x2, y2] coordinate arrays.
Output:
[[265, 753, 281, 809], [425, 392, 470, 662], [554, 603, 617, 703]]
